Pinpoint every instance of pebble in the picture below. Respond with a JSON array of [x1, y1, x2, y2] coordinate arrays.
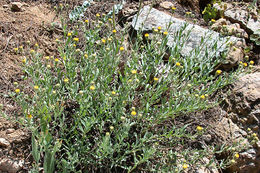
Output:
[[0, 158, 23, 173], [0, 138, 10, 147], [6, 128, 15, 134]]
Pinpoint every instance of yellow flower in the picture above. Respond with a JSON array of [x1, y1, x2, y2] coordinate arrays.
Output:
[[157, 26, 162, 30], [131, 111, 137, 116], [154, 77, 159, 81], [30, 49, 35, 54], [19, 46, 23, 49], [85, 19, 89, 23], [15, 88, 20, 93], [186, 11, 192, 15], [101, 39, 106, 43], [52, 90, 56, 94], [250, 60, 254, 65], [96, 13, 100, 17], [55, 58, 59, 62], [216, 70, 222, 75], [84, 54, 88, 58], [243, 63, 248, 67], [163, 31, 168, 36], [131, 70, 137, 74], [231, 159, 236, 164], [153, 29, 158, 32], [211, 19, 216, 23], [67, 32, 72, 37], [14, 82, 18, 86], [120, 47, 124, 51], [27, 114, 33, 119], [79, 90, 84, 95], [73, 38, 79, 42], [108, 18, 112, 22], [183, 164, 188, 169], [73, 44, 76, 47], [200, 95, 205, 99], [111, 91, 116, 95], [14, 48, 18, 52], [47, 65, 51, 68], [90, 85, 95, 90], [109, 126, 114, 131], [35, 43, 39, 47], [112, 29, 117, 33], [144, 33, 149, 37], [197, 126, 203, 131], [44, 56, 50, 60], [64, 78, 69, 83], [234, 153, 239, 159], [108, 37, 112, 41], [171, 6, 176, 10], [22, 58, 26, 63], [176, 62, 181, 66], [34, 85, 39, 90]]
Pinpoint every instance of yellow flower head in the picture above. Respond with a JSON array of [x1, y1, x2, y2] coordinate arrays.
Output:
[[163, 31, 168, 36], [108, 18, 112, 22], [90, 85, 95, 90], [211, 19, 216, 23], [157, 26, 162, 30], [101, 39, 106, 43], [144, 33, 149, 37], [131, 111, 137, 116], [154, 77, 159, 81], [64, 78, 69, 83], [15, 88, 20, 93], [27, 114, 33, 119], [22, 58, 26, 63], [171, 6, 176, 10], [111, 91, 116, 95], [30, 49, 35, 54], [183, 164, 189, 169], [243, 62, 248, 67], [234, 153, 239, 159], [120, 47, 124, 51], [176, 62, 181, 66], [79, 90, 84, 95], [14, 48, 18, 52], [84, 54, 88, 58], [35, 43, 39, 47], [67, 32, 72, 37], [109, 126, 114, 131], [106, 132, 110, 136], [85, 19, 89, 23], [96, 13, 100, 17], [250, 60, 254, 65], [34, 85, 39, 90], [55, 58, 59, 62], [216, 70, 222, 75], [73, 44, 76, 47], [196, 126, 203, 131], [200, 95, 205, 99], [112, 29, 117, 33], [73, 38, 79, 42], [131, 70, 137, 74], [153, 29, 158, 32]]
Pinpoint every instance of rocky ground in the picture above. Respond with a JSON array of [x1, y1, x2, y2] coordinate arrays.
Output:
[[0, 0, 259, 172]]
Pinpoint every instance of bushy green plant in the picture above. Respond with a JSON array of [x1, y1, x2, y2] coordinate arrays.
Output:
[[202, 4, 218, 23], [250, 29, 260, 46], [10, 9, 247, 173]]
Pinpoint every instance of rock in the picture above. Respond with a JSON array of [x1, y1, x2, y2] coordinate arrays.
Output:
[[195, 157, 219, 173], [11, 2, 23, 12], [132, 6, 244, 67], [159, 1, 174, 9], [214, 2, 260, 34], [6, 128, 15, 134], [0, 158, 23, 173], [3, 4, 9, 8], [227, 72, 260, 116], [0, 138, 10, 147]]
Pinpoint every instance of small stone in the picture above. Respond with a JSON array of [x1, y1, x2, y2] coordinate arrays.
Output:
[[11, 2, 23, 12], [0, 158, 23, 173], [160, 1, 174, 9], [0, 138, 10, 147], [6, 128, 15, 134], [3, 4, 8, 8]]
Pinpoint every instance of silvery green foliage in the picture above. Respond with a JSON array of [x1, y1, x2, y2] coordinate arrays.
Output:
[[250, 29, 260, 46], [107, 0, 126, 17], [69, 0, 93, 21]]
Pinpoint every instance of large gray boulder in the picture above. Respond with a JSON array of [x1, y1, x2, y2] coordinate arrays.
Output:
[[132, 6, 244, 61]]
